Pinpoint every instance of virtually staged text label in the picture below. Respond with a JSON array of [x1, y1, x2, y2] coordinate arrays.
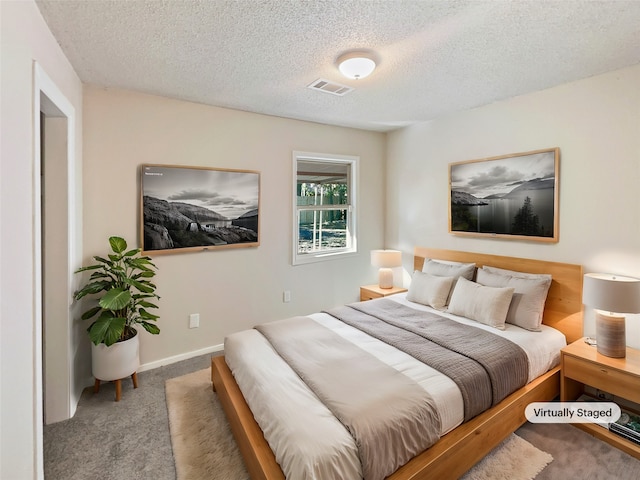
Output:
[[525, 402, 621, 423]]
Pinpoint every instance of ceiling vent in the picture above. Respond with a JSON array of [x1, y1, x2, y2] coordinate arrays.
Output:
[[307, 78, 354, 96]]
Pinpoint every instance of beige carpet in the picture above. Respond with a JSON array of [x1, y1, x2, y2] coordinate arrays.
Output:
[[166, 369, 553, 480]]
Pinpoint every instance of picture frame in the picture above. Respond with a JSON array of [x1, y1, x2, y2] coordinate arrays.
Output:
[[140, 164, 260, 254], [449, 148, 559, 242]]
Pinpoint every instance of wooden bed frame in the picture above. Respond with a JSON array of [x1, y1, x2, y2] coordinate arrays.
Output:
[[211, 248, 583, 480]]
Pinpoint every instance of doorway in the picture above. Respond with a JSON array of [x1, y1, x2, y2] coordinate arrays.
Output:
[[33, 62, 81, 477], [40, 103, 70, 424]]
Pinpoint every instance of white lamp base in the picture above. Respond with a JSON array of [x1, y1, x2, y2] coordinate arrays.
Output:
[[378, 267, 393, 289], [595, 311, 626, 358]]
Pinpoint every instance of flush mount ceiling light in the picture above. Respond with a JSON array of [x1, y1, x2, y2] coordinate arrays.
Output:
[[337, 51, 377, 80]]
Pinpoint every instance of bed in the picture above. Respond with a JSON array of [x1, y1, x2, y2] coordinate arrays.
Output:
[[211, 247, 583, 479]]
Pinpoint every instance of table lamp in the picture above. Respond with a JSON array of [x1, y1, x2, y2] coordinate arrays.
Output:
[[371, 250, 402, 289], [582, 273, 640, 358]]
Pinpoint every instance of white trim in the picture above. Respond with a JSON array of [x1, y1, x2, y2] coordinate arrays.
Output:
[[137, 343, 224, 372], [33, 62, 77, 479], [292, 151, 358, 266]]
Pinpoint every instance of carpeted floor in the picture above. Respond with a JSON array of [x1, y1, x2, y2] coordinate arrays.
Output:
[[518, 422, 640, 480], [44, 354, 212, 480], [44, 353, 640, 479]]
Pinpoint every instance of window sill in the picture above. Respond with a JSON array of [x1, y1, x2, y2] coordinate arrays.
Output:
[[293, 249, 358, 266]]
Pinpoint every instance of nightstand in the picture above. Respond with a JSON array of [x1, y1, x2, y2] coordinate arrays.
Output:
[[360, 284, 407, 301], [560, 338, 640, 459]]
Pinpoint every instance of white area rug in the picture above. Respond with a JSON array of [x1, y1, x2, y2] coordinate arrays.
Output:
[[460, 432, 553, 480], [166, 368, 249, 479], [166, 368, 552, 480]]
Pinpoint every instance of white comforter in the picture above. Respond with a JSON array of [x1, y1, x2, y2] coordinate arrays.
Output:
[[224, 294, 566, 480]]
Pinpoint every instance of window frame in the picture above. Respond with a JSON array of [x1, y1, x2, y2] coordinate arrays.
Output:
[[292, 151, 358, 265]]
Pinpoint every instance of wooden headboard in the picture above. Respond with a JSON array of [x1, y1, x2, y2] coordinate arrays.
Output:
[[413, 247, 584, 343]]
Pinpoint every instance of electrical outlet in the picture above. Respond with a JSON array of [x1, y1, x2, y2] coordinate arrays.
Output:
[[189, 313, 200, 329], [283, 291, 291, 303], [596, 389, 614, 401]]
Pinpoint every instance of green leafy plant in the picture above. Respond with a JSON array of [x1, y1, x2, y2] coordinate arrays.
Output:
[[73, 236, 160, 346]]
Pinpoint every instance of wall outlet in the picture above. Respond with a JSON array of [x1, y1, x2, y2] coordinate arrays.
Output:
[[283, 290, 291, 303], [596, 389, 614, 401], [189, 313, 200, 329]]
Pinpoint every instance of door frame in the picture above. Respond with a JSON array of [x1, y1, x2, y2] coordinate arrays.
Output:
[[33, 61, 79, 476]]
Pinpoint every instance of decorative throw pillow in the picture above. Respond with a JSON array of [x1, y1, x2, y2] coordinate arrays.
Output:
[[476, 267, 552, 331], [407, 271, 454, 310], [447, 277, 514, 330]]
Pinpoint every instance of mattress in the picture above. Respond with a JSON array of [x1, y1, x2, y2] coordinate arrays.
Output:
[[224, 293, 566, 480]]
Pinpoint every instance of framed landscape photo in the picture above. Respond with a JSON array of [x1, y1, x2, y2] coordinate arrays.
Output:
[[449, 148, 559, 242], [140, 164, 260, 254]]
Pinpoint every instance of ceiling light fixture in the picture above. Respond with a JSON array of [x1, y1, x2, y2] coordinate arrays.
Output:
[[337, 51, 376, 80]]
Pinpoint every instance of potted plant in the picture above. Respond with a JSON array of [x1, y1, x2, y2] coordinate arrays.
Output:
[[73, 236, 160, 391]]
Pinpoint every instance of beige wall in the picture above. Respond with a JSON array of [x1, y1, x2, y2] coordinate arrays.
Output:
[[1, 1, 83, 478], [387, 64, 640, 348], [82, 86, 386, 371]]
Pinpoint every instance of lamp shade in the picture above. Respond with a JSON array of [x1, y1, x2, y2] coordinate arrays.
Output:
[[582, 273, 640, 314], [371, 250, 402, 268]]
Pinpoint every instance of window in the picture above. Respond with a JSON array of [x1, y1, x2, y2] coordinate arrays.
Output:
[[293, 151, 357, 265]]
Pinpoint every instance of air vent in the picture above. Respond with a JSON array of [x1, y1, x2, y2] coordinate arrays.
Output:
[[307, 78, 354, 96]]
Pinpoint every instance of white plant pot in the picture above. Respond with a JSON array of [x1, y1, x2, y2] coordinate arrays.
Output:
[[91, 331, 140, 381]]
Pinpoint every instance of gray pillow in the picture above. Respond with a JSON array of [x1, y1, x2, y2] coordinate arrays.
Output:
[[476, 267, 552, 331], [481, 265, 552, 281], [422, 259, 476, 304], [422, 259, 475, 280]]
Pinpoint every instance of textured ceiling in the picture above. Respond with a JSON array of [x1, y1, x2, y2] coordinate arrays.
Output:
[[36, 0, 640, 132]]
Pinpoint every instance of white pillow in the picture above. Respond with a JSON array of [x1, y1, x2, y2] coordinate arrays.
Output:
[[447, 277, 514, 330], [476, 268, 552, 331], [406, 271, 454, 310]]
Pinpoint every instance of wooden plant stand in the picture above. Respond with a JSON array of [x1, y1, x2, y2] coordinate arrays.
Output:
[[94, 372, 138, 401]]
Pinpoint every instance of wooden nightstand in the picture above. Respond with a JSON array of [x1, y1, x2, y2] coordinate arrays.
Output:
[[560, 338, 640, 459], [360, 284, 407, 301]]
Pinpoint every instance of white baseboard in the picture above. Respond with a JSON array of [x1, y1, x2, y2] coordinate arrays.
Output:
[[137, 343, 224, 373]]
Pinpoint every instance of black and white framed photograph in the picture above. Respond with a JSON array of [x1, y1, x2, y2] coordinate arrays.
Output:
[[140, 164, 260, 254], [449, 148, 559, 242]]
